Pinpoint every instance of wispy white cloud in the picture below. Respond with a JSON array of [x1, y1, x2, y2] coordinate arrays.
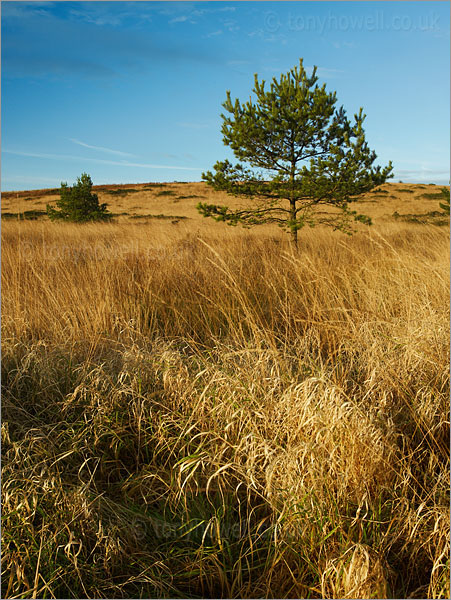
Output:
[[4, 149, 204, 170], [248, 28, 286, 44], [1, 174, 64, 185], [206, 30, 223, 38], [333, 41, 357, 49], [169, 15, 190, 24], [69, 138, 136, 157], [224, 20, 240, 33], [68, 9, 124, 27], [394, 167, 450, 184]]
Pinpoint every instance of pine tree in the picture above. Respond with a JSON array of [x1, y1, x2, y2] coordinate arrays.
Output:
[[47, 173, 111, 223], [198, 59, 393, 246]]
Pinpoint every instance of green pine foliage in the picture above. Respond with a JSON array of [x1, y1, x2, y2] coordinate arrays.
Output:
[[439, 187, 450, 215], [198, 59, 393, 245], [47, 173, 112, 223]]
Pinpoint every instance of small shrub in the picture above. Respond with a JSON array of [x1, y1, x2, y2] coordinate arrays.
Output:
[[47, 173, 112, 223]]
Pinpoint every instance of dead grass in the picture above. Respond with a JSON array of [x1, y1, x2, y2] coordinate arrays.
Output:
[[1, 211, 449, 598], [3, 182, 449, 223]]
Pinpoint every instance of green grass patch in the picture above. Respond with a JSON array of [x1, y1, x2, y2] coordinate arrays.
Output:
[[129, 214, 188, 220], [392, 210, 449, 225], [420, 192, 447, 200], [156, 190, 177, 197], [104, 189, 141, 196], [1, 210, 47, 220]]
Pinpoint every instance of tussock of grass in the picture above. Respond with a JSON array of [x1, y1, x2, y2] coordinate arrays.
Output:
[[156, 190, 177, 197], [1, 221, 449, 598]]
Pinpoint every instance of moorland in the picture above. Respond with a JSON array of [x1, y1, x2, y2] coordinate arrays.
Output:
[[1, 181, 449, 598]]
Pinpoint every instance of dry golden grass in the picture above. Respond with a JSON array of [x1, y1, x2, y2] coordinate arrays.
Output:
[[1, 185, 450, 599], [2, 181, 449, 224]]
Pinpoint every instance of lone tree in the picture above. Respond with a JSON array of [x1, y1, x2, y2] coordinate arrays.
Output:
[[47, 173, 112, 222], [198, 59, 393, 245]]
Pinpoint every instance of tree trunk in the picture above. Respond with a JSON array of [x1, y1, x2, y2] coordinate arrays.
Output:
[[289, 150, 298, 248], [290, 198, 298, 248]]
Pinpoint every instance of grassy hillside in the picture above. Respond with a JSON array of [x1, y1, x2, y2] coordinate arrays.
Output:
[[2, 181, 450, 227], [1, 182, 449, 598]]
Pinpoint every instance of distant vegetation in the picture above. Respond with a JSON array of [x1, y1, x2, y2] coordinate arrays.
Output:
[[422, 191, 449, 200], [439, 187, 450, 215], [47, 173, 112, 223], [129, 213, 188, 220], [392, 210, 449, 225], [156, 190, 177, 197], [1, 210, 47, 220], [104, 188, 142, 196]]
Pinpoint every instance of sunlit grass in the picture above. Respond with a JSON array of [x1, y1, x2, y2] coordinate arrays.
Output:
[[1, 218, 449, 598]]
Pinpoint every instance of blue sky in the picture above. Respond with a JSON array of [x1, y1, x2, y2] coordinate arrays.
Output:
[[1, 0, 450, 190]]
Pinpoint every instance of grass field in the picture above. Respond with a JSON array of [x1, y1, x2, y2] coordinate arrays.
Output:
[[1, 182, 450, 598]]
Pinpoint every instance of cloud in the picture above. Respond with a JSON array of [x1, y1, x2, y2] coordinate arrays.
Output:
[[247, 28, 286, 44], [395, 168, 450, 176], [2, 5, 221, 82], [3, 149, 204, 171], [1, 174, 64, 185], [68, 8, 124, 27], [206, 30, 223, 38], [223, 19, 240, 33], [333, 41, 357, 49], [169, 15, 190, 24], [4, 52, 119, 81], [69, 138, 136, 157], [304, 65, 345, 78], [393, 167, 450, 184], [0, 1, 54, 19]]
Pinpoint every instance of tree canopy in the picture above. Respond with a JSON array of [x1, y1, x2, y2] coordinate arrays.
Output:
[[198, 59, 393, 245], [47, 173, 112, 223]]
